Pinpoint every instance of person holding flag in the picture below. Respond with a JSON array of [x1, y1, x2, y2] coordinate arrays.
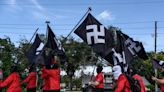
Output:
[[41, 65, 49, 92], [113, 65, 131, 92], [41, 58, 60, 92], [22, 65, 37, 92], [152, 69, 164, 92], [89, 65, 104, 92], [151, 59, 164, 92], [0, 66, 22, 92], [40, 51, 60, 92], [42, 25, 60, 91], [127, 66, 146, 92]]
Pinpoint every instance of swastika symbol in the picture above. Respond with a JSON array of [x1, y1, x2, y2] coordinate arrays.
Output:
[[86, 25, 105, 45]]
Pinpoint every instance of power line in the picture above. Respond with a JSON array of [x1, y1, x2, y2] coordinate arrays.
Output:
[[0, 26, 161, 30], [112, 21, 154, 24], [0, 27, 72, 30], [0, 23, 74, 26], [0, 32, 68, 36], [0, 20, 164, 26], [0, 31, 164, 36], [0, 1, 164, 6], [1, 27, 164, 30]]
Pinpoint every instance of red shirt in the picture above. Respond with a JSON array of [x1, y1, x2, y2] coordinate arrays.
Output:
[[161, 77, 164, 92], [0, 80, 2, 85], [95, 72, 104, 88], [133, 74, 146, 92], [161, 86, 164, 92], [42, 68, 60, 90], [0, 72, 22, 92], [22, 72, 37, 89], [42, 67, 49, 91], [115, 74, 131, 92]]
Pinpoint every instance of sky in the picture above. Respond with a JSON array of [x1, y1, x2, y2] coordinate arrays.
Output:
[[0, 0, 164, 52]]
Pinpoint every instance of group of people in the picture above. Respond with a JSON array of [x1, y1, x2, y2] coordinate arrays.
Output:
[[88, 64, 164, 92], [89, 64, 147, 92], [0, 58, 60, 92], [1, 60, 164, 92]]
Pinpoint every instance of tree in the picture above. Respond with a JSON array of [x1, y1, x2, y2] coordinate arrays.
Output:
[[16, 38, 31, 77], [59, 36, 98, 90], [0, 37, 18, 77], [60, 36, 98, 70]]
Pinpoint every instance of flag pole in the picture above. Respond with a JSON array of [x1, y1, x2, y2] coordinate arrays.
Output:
[[29, 28, 39, 44], [63, 7, 92, 42], [45, 21, 50, 39], [19, 28, 39, 73], [154, 21, 158, 92], [25, 28, 40, 52], [90, 50, 96, 81]]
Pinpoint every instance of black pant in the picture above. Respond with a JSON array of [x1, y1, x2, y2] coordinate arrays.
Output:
[[43, 89, 60, 92], [27, 88, 36, 92], [93, 88, 104, 92]]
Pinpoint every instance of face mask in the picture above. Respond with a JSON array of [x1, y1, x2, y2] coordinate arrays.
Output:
[[113, 65, 122, 80]]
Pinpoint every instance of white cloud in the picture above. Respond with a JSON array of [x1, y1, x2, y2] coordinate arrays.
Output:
[[97, 10, 115, 21], [29, 0, 50, 20], [6, 0, 22, 12], [30, 0, 44, 11], [29, 0, 67, 21]]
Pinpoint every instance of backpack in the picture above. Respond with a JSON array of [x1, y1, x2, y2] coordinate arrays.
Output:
[[126, 74, 141, 92]]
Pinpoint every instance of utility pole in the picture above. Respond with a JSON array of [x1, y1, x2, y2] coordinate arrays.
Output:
[[154, 21, 158, 92]]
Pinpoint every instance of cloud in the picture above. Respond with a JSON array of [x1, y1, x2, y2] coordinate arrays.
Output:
[[29, 0, 50, 20], [30, 0, 44, 11], [97, 10, 115, 21], [30, 0, 68, 21], [6, 0, 22, 12]]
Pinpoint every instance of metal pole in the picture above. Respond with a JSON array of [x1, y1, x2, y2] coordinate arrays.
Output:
[[154, 21, 158, 92], [45, 21, 50, 39], [29, 28, 39, 44], [64, 7, 92, 41]]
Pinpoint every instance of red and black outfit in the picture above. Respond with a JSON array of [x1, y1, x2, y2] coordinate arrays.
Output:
[[42, 66, 50, 92], [22, 72, 37, 92], [115, 74, 132, 92], [0, 79, 2, 92], [0, 80, 2, 86], [42, 65, 60, 92], [160, 77, 164, 92], [133, 74, 146, 92], [0, 72, 22, 92], [94, 72, 104, 92], [161, 85, 164, 92]]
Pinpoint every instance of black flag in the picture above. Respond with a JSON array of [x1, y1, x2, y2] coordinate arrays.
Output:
[[118, 31, 148, 62], [74, 13, 114, 63], [152, 59, 164, 69], [114, 31, 134, 65], [45, 25, 59, 50], [110, 31, 148, 66], [43, 25, 59, 65], [26, 34, 42, 64]]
